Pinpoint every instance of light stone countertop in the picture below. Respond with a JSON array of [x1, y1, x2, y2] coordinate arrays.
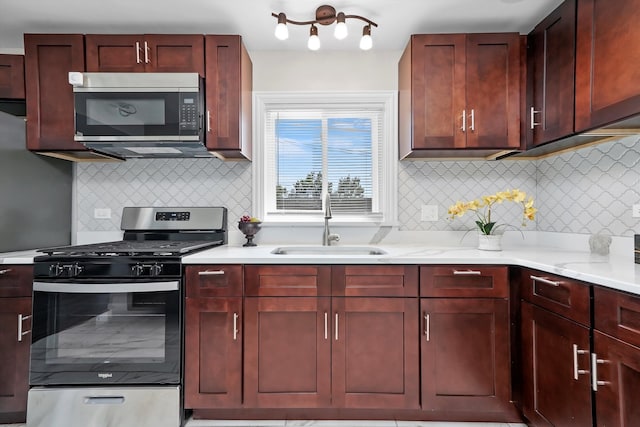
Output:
[[2, 244, 638, 296], [183, 244, 640, 296]]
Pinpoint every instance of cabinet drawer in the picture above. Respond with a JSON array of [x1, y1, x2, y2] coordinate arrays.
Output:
[[244, 265, 331, 297], [185, 265, 242, 297], [332, 265, 418, 297], [420, 265, 508, 298], [0, 266, 32, 298], [595, 286, 640, 348], [521, 268, 590, 325]]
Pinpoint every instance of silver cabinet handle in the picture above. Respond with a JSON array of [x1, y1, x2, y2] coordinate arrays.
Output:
[[530, 106, 541, 129], [233, 312, 239, 341], [335, 313, 339, 341], [17, 314, 31, 342], [591, 353, 610, 391], [530, 275, 561, 287], [324, 312, 328, 340], [198, 270, 225, 276], [461, 109, 466, 132], [572, 344, 589, 380], [0, 268, 12, 275], [424, 314, 430, 342], [206, 110, 212, 133], [453, 269, 482, 276], [469, 109, 475, 131], [135, 41, 141, 64], [144, 41, 150, 64]]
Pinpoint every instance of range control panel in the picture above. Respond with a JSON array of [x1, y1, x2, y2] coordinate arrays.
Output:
[[156, 212, 191, 221]]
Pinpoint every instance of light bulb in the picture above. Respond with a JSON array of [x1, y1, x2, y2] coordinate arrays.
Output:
[[359, 25, 372, 50], [275, 13, 289, 40], [308, 25, 321, 50], [334, 12, 348, 40]]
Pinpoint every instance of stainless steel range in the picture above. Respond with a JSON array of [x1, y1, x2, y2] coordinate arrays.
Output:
[[27, 207, 227, 427]]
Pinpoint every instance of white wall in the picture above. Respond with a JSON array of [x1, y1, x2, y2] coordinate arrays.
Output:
[[250, 50, 402, 91]]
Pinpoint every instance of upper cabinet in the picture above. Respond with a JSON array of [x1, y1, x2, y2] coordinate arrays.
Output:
[[0, 55, 25, 99], [204, 35, 252, 160], [23, 34, 97, 159], [574, 0, 640, 132], [526, 0, 576, 147], [85, 34, 205, 76], [399, 33, 521, 159]]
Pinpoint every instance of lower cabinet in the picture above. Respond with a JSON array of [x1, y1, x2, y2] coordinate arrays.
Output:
[[521, 302, 592, 426], [420, 266, 514, 417], [0, 266, 33, 424]]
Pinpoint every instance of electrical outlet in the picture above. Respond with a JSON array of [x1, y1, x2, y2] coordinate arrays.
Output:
[[421, 205, 438, 222], [94, 208, 111, 219], [633, 204, 640, 218]]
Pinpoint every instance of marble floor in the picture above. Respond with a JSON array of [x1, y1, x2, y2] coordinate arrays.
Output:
[[2, 421, 528, 427]]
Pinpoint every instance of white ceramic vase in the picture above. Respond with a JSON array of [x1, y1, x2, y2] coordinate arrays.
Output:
[[478, 233, 502, 251]]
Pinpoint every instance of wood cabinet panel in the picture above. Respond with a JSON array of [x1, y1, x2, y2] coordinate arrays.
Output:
[[526, 0, 576, 146], [593, 330, 640, 427], [184, 297, 242, 408], [0, 55, 25, 99], [185, 265, 242, 298], [521, 301, 592, 426], [575, 0, 640, 131], [0, 266, 32, 298], [521, 268, 591, 325], [85, 34, 204, 75], [243, 296, 332, 408], [244, 265, 331, 297], [332, 297, 419, 409], [420, 265, 508, 298], [332, 265, 418, 297], [24, 34, 87, 152], [0, 297, 31, 423], [421, 298, 511, 413], [204, 35, 252, 160], [399, 33, 520, 158], [594, 286, 640, 349]]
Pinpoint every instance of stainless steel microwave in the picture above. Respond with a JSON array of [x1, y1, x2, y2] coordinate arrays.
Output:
[[69, 72, 210, 158]]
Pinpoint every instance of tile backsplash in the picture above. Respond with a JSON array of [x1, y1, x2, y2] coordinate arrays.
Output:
[[76, 135, 640, 239]]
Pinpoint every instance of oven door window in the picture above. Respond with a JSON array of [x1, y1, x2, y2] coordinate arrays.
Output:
[[30, 285, 180, 386]]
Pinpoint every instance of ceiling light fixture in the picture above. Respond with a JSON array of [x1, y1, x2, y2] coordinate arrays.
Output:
[[271, 5, 378, 51]]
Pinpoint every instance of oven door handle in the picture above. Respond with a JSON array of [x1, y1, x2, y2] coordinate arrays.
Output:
[[33, 281, 180, 293]]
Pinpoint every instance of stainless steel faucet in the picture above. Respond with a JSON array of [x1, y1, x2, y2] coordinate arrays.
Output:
[[322, 193, 340, 246]]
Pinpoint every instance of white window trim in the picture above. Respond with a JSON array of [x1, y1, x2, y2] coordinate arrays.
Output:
[[252, 91, 398, 227]]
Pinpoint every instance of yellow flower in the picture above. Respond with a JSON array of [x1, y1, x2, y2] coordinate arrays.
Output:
[[448, 189, 537, 235]]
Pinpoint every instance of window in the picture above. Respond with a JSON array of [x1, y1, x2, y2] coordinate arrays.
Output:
[[253, 92, 397, 225]]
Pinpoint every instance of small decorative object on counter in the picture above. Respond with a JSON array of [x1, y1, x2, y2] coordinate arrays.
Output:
[[238, 215, 262, 247], [589, 233, 612, 255], [448, 189, 537, 251]]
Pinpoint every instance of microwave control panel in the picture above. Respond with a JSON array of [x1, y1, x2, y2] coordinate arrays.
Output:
[[179, 93, 199, 132]]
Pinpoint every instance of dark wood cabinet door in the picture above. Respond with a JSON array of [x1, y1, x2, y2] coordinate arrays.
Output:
[[521, 302, 592, 426], [0, 297, 31, 423], [0, 266, 33, 298], [184, 297, 242, 409], [0, 54, 25, 99], [85, 35, 144, 72], [185, 265, 243, 298], [421, 298, 511, 413], [420, 265, 508, 298], [24, 34, 86, 151], [593, 330, 640, 427], [244, 265, 331, 297], [527, 0, 576, 147], [575, 0, 640, 131], [244, 296, 331, 408], [332, 297, 419, 409], [204, 35, 252, 160], [465, 33, 521, 149], [86, 34, 204, 74], [401, 34, 467, 153], [332, 265, 418, 297]]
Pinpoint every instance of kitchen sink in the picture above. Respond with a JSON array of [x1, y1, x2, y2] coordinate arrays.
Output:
[[271, 246, 388, 256]]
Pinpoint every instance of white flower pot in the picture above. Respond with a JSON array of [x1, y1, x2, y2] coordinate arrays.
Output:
[[478, 234, 502, 251]]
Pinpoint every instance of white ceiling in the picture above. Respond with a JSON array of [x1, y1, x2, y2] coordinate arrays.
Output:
[[0, 0, 564, 53]]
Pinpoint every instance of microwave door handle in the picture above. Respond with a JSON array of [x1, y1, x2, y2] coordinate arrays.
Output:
[[33, 281, 179, 293]]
